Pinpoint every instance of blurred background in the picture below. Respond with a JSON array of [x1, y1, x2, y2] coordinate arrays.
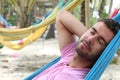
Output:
[[0, 0, 120, 80]]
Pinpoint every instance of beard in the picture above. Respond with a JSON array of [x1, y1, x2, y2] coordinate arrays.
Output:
[[75, 40, 104, 62]]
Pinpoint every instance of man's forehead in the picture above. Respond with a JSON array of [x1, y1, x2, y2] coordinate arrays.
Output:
[[92, 22, 109, 32]]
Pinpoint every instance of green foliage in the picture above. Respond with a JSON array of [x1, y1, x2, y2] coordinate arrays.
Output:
[[0, 0, 112, 28], [110, 57, 118, 64], [89, 0, 111, 26], [117, 49, 120, 55], [0, 0, 15, 25], [0, 43, 4, 49], [110, 49, 120, 64], [90, 17, 98, 27], [2, 0, 10, 14], [7, 15, 17, 25], [100, 11, 108, 19], [73, 5, 81, 19]]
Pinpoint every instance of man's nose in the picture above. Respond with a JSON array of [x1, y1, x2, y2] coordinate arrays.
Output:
[[87, 35, 98, 45]]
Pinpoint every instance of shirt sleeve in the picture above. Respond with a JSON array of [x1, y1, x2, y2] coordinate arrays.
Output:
[[61, 42, 76, 58]]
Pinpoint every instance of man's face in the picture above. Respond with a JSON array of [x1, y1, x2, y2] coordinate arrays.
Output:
[[76, 22, 114, 61]]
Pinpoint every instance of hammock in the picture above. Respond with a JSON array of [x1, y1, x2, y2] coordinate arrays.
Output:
[[0, 0, 84, 50], [0, 15, 12, 28], [24, 1, 120, 80], [24, 20, 120, 80], [24, 31, 120, 80], [84, 31, 120, 79]]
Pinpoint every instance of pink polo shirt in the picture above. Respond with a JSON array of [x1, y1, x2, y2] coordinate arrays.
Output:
[[33, 42, 90, 80]]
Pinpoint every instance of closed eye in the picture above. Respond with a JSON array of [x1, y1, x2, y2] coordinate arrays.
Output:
[[92, 27, 107, 46], [98, 38, 105, 45], [91, 31, 95, 35], [90, 28, 95, 35]]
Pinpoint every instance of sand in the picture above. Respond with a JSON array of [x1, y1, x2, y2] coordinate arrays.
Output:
[[0, 39, 120, 80]]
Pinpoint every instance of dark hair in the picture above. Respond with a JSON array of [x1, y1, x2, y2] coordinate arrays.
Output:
[[98, 19, 120, 35]]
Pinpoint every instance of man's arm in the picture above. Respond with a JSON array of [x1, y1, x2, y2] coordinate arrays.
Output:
[[55, 10, 87, 50]]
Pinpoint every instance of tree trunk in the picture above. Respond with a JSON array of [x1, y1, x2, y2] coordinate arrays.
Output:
[[8, 0, 36, 28], [91, 0, 97, 16], [45, 23, 55, 39], [0, 0, 5, 15], [20, 10, 29, 28], [98, 0, 106, 18], [80, 0, 85, 25], [0, 0, 2, 15], [108, 0, 113, 15], [45, 0, 58, 39], [85, 0, 90, 28]]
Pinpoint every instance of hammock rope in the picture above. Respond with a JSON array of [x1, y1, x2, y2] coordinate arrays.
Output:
[[0, 0, 84, 50]]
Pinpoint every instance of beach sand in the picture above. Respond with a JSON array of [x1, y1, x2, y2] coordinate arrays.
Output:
[[0, 39, 120, 80]]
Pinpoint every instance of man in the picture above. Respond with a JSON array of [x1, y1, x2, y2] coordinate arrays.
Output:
[[0, 20, 6, 28], [33, 10, 120, 80]]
